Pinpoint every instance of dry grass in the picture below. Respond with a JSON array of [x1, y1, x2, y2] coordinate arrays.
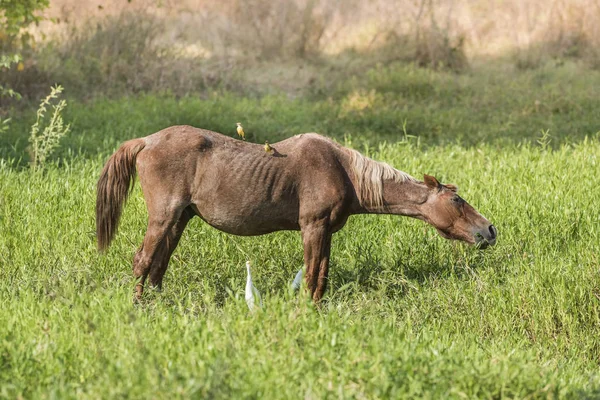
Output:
[[512, 0, 600, 68], [37, 0, 600, 60], [3, 0, 600, 99]]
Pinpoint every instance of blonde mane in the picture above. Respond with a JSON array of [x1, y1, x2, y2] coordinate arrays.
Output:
[[348, 149, 415, 209]]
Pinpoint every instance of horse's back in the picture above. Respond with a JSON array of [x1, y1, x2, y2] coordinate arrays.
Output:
[[140, 126, 340, 160], [134, 126, 352, 234], [142, 125, 225, 152]]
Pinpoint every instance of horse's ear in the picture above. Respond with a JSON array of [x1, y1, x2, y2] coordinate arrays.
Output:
[[445, 184, 458, 192], [424, 174, 441, 190]]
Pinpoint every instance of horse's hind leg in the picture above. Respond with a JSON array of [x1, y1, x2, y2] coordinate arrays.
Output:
[[148, 207, 194, 289], [133, 205, 184, 298]]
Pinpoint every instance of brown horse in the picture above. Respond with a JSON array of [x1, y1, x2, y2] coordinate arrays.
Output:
[[96, 126, 497, 301]]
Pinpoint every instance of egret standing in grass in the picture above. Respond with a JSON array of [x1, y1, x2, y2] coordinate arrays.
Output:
[[245, 261, 262, 311], [291, 266, 304, 292], [236, 122, 245, 140]]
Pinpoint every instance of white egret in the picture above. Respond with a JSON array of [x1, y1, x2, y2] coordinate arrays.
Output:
[[291, 266, 304, 292], [245, 261, 262, 311]]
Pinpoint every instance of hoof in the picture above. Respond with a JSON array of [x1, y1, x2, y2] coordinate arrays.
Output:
[[134, 282, 144, 299]]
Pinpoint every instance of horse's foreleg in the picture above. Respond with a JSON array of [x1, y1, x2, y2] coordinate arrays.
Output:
[[301, 221, 332, 302], [148, 207, 194, 289], [314, 232, 331, 301], [133, 208, 182, 299]]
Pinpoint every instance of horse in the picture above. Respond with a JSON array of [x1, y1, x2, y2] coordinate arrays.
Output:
[[96, 126, 497, 302]]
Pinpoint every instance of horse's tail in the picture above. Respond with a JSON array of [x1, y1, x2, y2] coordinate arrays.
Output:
[[96, 138, 146, 251]]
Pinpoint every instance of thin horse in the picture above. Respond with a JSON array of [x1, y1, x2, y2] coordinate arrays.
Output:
[[96, 126, 497, 301]]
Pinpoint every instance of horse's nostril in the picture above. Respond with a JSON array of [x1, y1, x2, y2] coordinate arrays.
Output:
[[489, 225, 497, 239]]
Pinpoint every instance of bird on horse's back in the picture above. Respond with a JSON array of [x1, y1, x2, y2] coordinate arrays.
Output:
[[134, 128, 354, 236], [96, 125, 497, 302]]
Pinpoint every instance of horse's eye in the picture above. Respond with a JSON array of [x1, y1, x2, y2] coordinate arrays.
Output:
[[451, 196, 462, 204]]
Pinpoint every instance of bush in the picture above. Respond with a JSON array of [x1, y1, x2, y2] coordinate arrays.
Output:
[[28, 84, 70, 170], [194, 0, 336, 60], [0, 0, 49, 98], [512, 0, 600, 69], [37, 11, 189, 96], [0, 53, 22, 99], [0, 0, 48, 45], [10, 0, 600, 100]]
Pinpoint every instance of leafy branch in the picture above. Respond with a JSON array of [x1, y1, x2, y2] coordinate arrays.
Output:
[[28, 85, 71, 170]]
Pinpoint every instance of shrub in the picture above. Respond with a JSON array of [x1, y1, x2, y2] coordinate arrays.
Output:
[[37, 11, 180, 96], [512, 0, 600, 69], [0, 0, 49, 46], [28, 84, 70, 170], [0, 0, 49, 101], [195, 0, 336, 60]]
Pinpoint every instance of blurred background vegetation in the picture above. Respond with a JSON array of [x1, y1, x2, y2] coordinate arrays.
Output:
[[2, 0, 600, 99], [1, 0, 600, 162]]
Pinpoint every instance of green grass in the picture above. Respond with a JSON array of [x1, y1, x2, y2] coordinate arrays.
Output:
[[2, 62, 600, 165], [1, 63, 600, 398]]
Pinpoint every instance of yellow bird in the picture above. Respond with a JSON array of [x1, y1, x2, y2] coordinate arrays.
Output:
[[264, 141, 273, 153], [236, 122, 245, 140]]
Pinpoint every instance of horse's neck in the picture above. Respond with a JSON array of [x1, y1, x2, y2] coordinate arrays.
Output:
[[338, 148, 429, 218], [354, 177, 429, 219]]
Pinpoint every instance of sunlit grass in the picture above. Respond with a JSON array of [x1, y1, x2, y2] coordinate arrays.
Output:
[[1, 60, 599, 398], [1, 135, 599, 398], [3, 62, 600, 166]]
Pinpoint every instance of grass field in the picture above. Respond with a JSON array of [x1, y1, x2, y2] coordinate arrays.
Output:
[[1, 62, 600, 398]]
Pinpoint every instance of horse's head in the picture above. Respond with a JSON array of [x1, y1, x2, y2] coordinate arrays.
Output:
[[420, 175, 497, 248]]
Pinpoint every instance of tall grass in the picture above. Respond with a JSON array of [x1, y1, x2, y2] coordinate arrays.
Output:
[[1, 4, 600, 396], [3, 62, 600, 165], [1, 136, 599, 398], [7, 0, 598, 100]]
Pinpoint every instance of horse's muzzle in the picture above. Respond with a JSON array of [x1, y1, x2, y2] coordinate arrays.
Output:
[[475, 224, 497, 249]]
